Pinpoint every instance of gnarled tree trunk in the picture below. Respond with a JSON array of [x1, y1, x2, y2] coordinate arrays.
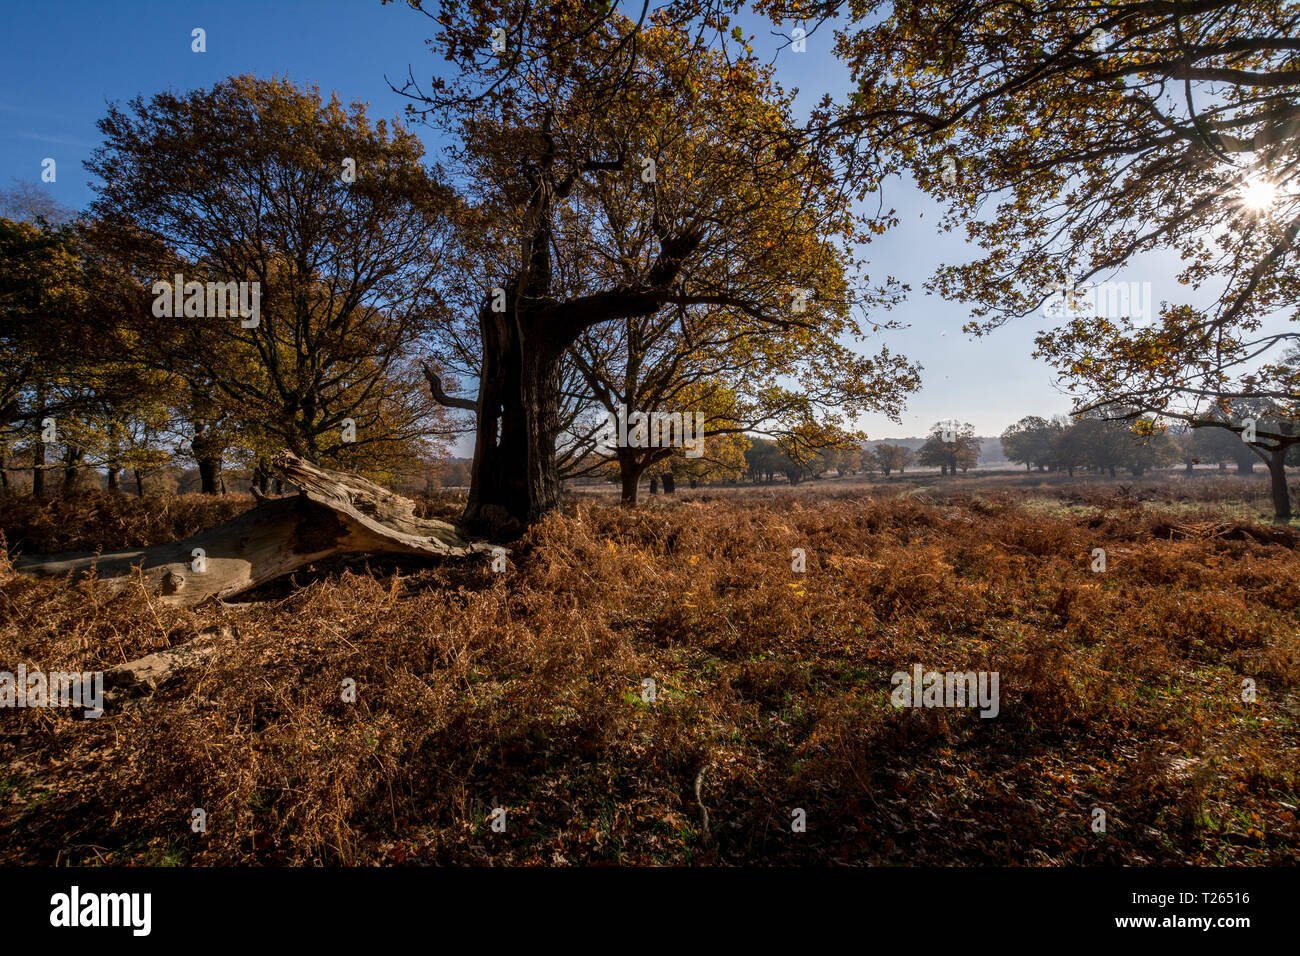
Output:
[[423, 125, 703, 540], [454, 302, 531, 539]]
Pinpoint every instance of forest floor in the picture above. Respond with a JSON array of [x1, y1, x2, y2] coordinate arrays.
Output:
[[1, 473, 1297, 865]]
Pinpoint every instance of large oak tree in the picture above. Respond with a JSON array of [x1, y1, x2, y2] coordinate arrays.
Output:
[[399, 1, 916, 534], [86, 75, 458, 484]]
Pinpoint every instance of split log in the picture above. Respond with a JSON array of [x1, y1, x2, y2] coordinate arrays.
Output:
[[15, 451, 492, 606]]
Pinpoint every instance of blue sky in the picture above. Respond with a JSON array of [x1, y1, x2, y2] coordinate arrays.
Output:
[[1, 0, 1192, 449]]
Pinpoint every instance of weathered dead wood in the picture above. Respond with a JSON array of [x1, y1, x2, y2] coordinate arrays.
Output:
[[15, 452, 492, 606], [102, 626, 235, 704]]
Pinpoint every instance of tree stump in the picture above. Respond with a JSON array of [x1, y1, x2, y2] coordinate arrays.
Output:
[[14, 452, 491, 606]]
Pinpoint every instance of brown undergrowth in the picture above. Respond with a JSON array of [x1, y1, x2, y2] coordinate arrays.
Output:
[[0, 485, 1296, 865]]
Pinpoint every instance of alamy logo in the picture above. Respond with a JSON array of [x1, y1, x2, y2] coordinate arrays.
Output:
[[601, 405, 705, 458], [1043, 280, 1152, 324], [151, 273, 260, 327], [0, 665, 103, 718], [891, 664, 999, 718], [50, 886, 151, 936]]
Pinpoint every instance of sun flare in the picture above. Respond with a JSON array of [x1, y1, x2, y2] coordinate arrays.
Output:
[[1239, 176, 1279, 212]]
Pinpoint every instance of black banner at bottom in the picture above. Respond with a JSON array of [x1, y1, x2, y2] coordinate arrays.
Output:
[[0, 865, 1289, 943]]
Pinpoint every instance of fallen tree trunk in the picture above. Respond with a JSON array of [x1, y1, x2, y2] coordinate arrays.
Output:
[[15, 452, 491, 606]]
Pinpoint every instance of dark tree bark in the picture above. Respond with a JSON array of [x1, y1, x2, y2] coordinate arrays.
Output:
[[1266, 447, 1292, 522], [618, 450, 644, 507], [458, 300, 531, 537], [134, 469, 146, 497], [662, 473, 675, 494], [649, 476, 659, 495], [197, 459, 222, 495], [31, 386, 46, 499], [253, 458, 272, 495], [192, 422, 226, 495], [427, 127, 702, 540], [32, 437, 45, 499], [61, 445, 85, 496], [105, 431, 122, 494], [520, 342, 565, 524]]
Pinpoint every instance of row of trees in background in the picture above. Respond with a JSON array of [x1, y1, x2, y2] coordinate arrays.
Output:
[[1002, 413, 1176, 478], [735, 422, 977, 484], [1002, 397, 1300, 518], [723, 409, 1298, 498]]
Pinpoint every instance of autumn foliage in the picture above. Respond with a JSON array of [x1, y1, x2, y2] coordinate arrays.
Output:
[[1, 480, 1296, 865]]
